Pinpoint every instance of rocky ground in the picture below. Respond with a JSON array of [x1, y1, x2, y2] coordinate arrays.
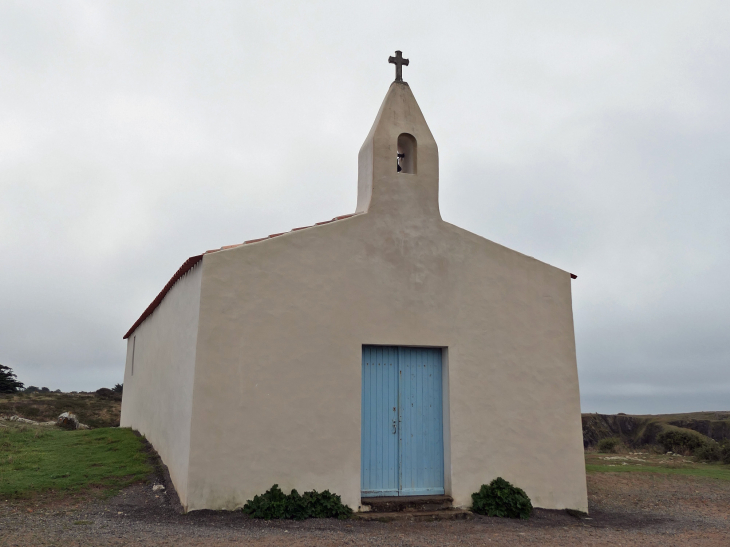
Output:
[[1, 471, 728, 546]]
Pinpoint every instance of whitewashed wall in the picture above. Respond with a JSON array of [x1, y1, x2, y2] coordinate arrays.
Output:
[[120, 261, 203, 506]]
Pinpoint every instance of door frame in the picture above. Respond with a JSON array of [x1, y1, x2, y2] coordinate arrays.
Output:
[[360, 345, 451, 498]]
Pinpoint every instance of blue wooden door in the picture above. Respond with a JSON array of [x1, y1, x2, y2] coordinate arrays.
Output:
[[361, 346, 444, 497], [361, 346, 400, 496], [398, 347, 445, 496]]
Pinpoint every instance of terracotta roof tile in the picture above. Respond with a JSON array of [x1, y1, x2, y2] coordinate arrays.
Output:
[[123, 254, 204, 339], [244, 237, 268, 244]]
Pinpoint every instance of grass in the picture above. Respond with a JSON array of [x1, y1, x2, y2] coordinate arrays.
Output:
[[586, 463, 730, 481], [585, 450, 730, 481], [0, 423, 152, 499]]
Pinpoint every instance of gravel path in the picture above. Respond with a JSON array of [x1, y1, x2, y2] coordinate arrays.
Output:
[[2, 472, 729, 546]]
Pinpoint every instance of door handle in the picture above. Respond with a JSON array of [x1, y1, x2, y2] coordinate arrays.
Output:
[[392, 420, 397, 434]]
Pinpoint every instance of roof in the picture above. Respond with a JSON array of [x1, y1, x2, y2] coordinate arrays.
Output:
[[123, 213, 359, 339], [123, 211, 577, 339]]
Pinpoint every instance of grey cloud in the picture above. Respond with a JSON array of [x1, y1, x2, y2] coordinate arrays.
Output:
[[1, 2, 728, 413]]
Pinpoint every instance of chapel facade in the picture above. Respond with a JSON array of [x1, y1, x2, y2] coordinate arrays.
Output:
[[121, 54, 587, 513]]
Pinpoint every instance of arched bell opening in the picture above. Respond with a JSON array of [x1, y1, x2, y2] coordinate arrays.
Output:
[[397, 133, 417, 174]]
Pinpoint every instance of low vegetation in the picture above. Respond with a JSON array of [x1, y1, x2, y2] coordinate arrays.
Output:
[[470, 477, 533, 519], [585, 412, 730, 480], [585, 446, 730, 481], [0, 422, 152, 498], [655, 428, 707, 455], [0, 391, 121, 429], [694, 441, 730, 464], [242, 484, 353, 520], [596, 437, 621, 453], [582, 411, 730, 450]]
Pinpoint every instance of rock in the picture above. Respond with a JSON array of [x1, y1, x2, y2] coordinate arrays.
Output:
[[57, 412, 90, 430], [9, 415, 40, 425], [57, 412, 80, 429], [152, 484, 165, 492]]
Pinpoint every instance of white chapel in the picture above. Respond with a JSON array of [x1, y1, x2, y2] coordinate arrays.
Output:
[[121, 52, 587, 513]]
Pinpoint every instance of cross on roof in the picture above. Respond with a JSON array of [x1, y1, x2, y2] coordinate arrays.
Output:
[[388, 50, 409, 82]]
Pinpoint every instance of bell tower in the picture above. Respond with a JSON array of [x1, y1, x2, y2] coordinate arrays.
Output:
[[356, 52, 440, 220]]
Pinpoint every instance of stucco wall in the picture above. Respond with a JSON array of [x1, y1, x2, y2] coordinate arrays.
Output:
[[184, 212, 586, 512], [120, 261, 203, 506]]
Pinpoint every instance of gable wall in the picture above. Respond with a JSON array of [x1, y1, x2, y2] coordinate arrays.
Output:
[[120, 260, 203, 506], [184, 213, 586, 512]]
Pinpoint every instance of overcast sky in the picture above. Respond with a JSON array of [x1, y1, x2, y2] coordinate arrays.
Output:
[[1, 1, 728, 414]]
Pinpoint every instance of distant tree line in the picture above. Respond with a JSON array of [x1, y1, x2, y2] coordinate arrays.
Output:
[[0, 363, 123, 395], [0, 364, 24, 393]]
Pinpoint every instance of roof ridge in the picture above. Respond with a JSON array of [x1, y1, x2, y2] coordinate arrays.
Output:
[[204, 212, 360, 254]]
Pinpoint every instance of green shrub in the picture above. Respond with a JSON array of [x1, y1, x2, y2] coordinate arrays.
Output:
[[471, 477, 533, 519], [695, 441, 730, 464], [596, 437, 621, 453], [242, 484, 353, 520], [722, 445, 730, 465], [657, 430, 708, 455]]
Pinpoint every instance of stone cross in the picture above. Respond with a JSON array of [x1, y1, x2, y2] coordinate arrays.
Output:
[[388, 51, 409, 82]]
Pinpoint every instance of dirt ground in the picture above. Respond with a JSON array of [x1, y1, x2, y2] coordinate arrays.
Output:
[[1, 471, 729, 546]]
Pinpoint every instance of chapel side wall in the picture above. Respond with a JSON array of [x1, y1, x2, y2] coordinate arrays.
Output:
[[184, 215, 587, 513], [120, 261, 203, 508], [442, 223, 587, 512]]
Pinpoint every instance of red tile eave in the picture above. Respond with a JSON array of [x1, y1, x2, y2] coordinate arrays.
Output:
[[570, 273, 578, 279], [123, 254, 203, 340]]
